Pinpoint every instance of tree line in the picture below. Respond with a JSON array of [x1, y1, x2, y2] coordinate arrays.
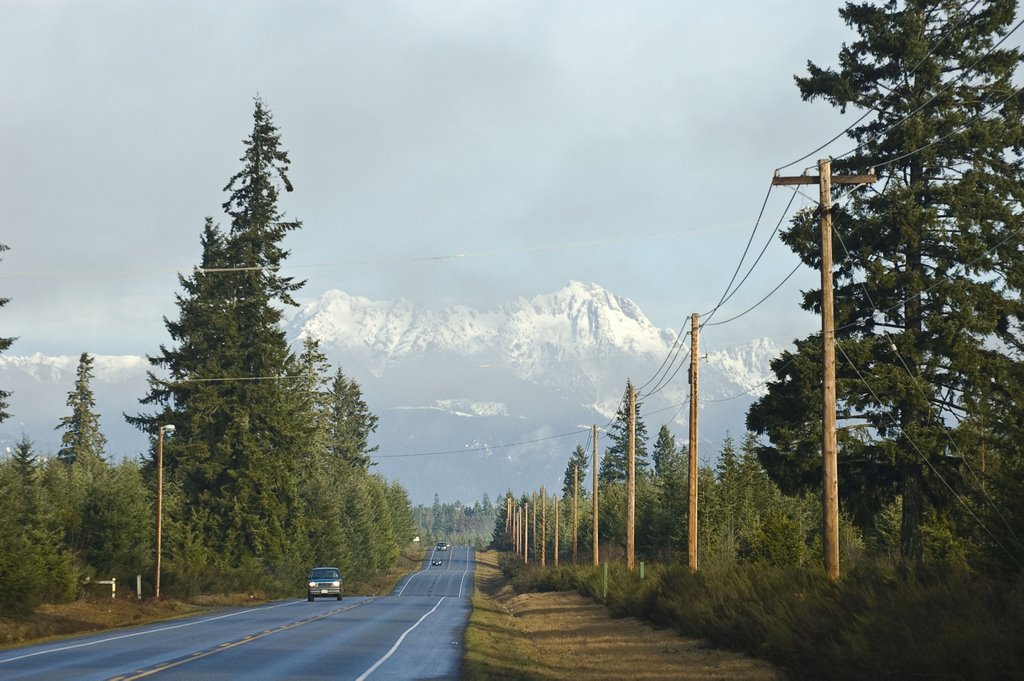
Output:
[[413, 494, 497, 549], [0, 99, 416, 616]]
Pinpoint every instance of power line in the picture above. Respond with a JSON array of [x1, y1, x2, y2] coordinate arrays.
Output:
[[835, 341, 1023, 568], [702, 262, 803, 328], [832, 14, 1024, 166], [828, 217, 1024, 552], [700, 182, 778, 323], [371, 428, 589, 459], [776, 0, 988, 172]]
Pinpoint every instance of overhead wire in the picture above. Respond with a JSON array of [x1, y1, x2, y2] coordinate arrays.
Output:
[[371, 428, 589, 459], [831, 13, 1024, 166], [638, 179, 787, 398], [835, 342, 1023, 568], [776, 0, 987, 172], [829, 213, 1024, 551]]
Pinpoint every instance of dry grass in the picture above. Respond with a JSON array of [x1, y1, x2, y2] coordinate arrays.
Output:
[[0, 546, 427, 650], [463, 551, 785, 681], [0, 597, 205, 648]]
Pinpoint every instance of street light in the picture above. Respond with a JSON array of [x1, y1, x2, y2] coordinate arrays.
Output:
[[155, 424, 175, 599]]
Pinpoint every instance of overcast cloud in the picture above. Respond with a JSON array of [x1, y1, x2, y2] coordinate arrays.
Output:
[[1, 1, 873, 359]]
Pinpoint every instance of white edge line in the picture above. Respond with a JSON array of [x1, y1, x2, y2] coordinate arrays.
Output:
[[458, 549, 472, 598], [355, 597, 445, 681], [398, 547, 439, 596], [0, 600, 303, 666]]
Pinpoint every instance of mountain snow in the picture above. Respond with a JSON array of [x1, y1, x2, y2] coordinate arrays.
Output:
[[1, 282, 783, 504]]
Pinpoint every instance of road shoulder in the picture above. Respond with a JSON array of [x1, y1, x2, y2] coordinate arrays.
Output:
[[463, 551, 785, 681]]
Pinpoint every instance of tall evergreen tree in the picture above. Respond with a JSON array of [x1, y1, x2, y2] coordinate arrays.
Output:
[[132, 98, 308, 574], [561, 443, 590, 497], [56, 353, 107, 469], [326, 368, 379, 469], [598, 380, 649, 484], [748, 0, 1024, 562], [651, 425, 680, 478]]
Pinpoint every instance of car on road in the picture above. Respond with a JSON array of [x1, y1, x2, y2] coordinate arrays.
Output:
[[436, 541, 450, 551], [307, 567, 343, 601], [431, 558, 443, 566]]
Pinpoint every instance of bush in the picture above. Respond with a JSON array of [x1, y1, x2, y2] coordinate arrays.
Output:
[[502, 554, 1024, 680]]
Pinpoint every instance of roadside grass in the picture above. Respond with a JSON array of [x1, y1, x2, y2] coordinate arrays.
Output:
[[0, 598, 204, 648], [0, 543, 426, 649], [503, 557, 1024, 681], [463, 551, 545, 680], [463, 551, 781, 681]]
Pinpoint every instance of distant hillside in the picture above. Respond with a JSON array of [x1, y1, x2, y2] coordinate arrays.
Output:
[[0, 282, 782, 504]]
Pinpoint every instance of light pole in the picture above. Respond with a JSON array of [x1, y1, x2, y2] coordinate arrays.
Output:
[[155, 423, 175, 599]]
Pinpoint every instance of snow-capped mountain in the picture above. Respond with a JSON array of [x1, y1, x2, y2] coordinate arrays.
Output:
[[0, 282, 783, 504]]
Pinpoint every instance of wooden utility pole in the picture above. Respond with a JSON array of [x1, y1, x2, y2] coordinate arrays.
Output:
[[592, 424, 599, 566], [554, 495, 560, 567], [627, 383, 636, 571], [688, 314, 699, 572], [573, 464, 579, 564], [514, 506, 519, 555], [541, 486, 547, 567], [772, 159, 876, 582], [532, 493, 537, 561], [524, 501, 529, 564]]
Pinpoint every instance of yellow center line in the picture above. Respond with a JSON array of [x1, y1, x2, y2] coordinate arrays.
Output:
[[111, 599, 374, 681]]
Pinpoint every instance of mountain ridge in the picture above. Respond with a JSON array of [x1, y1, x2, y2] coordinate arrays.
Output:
[[0, 282, 781, 503]]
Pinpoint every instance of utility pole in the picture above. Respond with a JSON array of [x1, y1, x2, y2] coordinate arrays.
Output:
[[554, 495, 560, 567], [573, 464, 579, 564], [506, 496, 512, 542], [592, 424, 599, 566], [524, 501, 529, 564], [517, 505, 522, 556], [772, 158, 876, 582], [541, 485, 547, 568], [513, 505, 518, 555], [627, 383, 636, 571], [688, 315, 699, 572], [532, 493, 537, 561]]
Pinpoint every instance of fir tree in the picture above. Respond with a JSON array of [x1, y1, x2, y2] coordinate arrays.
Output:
[[132, 98, 308, 572], [651, 425, 680, 478], [56, 353, 107, 469], [748, 0, 1024, 562], [561, 443, 590, 497], [326, 368, 379, 469], [598, 380, 649, 484]]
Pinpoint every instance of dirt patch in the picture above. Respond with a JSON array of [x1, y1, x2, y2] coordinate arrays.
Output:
[[464, 552, 785, 681]]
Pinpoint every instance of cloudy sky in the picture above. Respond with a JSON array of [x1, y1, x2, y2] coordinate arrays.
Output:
[[1, 1, 870, 359]]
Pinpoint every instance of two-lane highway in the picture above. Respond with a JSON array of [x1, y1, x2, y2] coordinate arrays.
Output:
[[0, 546, 475, 681]]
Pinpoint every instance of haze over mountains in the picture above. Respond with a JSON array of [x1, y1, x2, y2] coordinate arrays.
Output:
[[0, 282, 781, 504]]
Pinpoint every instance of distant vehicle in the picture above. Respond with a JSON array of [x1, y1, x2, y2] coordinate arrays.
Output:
[[436, 541, 449, 551], [431, 558, 443, 566], [307, 567, 343, 601]]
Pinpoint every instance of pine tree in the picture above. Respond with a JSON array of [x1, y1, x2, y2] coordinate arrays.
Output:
[[132, 98, 308, 575], [56, 353, 107, 469], [326, 368, 379, 469], [748, 0, 1024, 562], [651, 425, 680, 478], [598, 380, 649, 483], [561, 443, 590, 497]]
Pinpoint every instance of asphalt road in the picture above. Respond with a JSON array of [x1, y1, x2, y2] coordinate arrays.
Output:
[[0, 546, 474, 681]]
